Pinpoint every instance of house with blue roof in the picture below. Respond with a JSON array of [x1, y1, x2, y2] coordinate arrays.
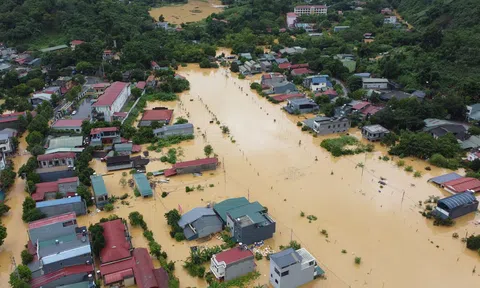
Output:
[[433, 192, 478, 220], [133, 173, 153, 197], [36, 196, 87, 217], [269, 247, 324, 288], [178, 207, 223, 240], [303, 75, 332, 92]]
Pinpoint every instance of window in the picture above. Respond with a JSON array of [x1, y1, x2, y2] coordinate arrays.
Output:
[[344, 123, 346, 127], [275, 279, 278, 284], [270, 274, 273, 278], [309, 260, 315, 266], [274, 267, 280, 276], [63, 220, 74, 227], [328, 125, 330, 129], [281, 271, 289, 277]]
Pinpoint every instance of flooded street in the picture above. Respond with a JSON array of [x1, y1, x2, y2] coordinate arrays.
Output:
[[0, 65, 479, 288], [149, 0, 224, 24]]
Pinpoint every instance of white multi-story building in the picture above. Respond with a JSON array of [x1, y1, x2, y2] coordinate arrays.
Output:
[[294, 5, 327, 15], [91, 82, 130, 122]]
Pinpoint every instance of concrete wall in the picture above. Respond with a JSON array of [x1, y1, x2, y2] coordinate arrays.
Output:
[[29, 221, 77, 243], [225, 257, 255, 281], [43, 253, 93, 274], [52, 126, 82, 133], [38, 200, 87, 217], [270, 260, 314, 288], [98, 85, 131, 122], [313, 119, 350, 135], [176, 163, 217, 175], [363, 82, 388, 89], [362, 129, 387, 141], [234, 221, 275, 245], [38, 157, 74, 168], [58, 180, 80, 194], [450, 203, 479, 219]]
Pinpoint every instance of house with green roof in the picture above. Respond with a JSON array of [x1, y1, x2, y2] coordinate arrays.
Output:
[[90, 175, 108, 208], [214, 198, 276, 245], [133, 173, 153, 197]]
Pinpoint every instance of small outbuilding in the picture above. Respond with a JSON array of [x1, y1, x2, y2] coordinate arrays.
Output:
[[164, 157, 218, 177], [177, 207, 223, 240], [91, 175, 108, 208], [284, 98, 319, 114], [106, 155, 133, 171], [210, 247, 255, 281], [133, 173, 153, 197], [361, 124, 389, 141], [433, 192, 479, 219], [428, 173, 463, 186], [153, 123, 194, 139]]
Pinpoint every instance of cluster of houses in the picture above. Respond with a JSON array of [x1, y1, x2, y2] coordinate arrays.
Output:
[[176, 196, 325, 287]]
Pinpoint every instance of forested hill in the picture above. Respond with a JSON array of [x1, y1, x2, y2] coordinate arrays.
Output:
[[0, 0, 153, 48], [391, 0, 480, 98]]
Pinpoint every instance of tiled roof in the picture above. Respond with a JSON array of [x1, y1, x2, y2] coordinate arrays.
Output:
[[90, 127, 119, 135], [291, 68, 312, 75], [70, 40, 85, 45], [52, 119, 84, 128], [136, 81, 146, 89], [92, 83, 110, 89], [30, 264, 93, 288], [57, 177, 79, 184], [173, 157, 218, 169], [93, 82, 128, 107], [278, 63, 291, 69], [132, 248, 158, 288], [32, 181, 59, 201], [140, 110, 173, 122], [443, 177, 480, 193], [271, 93, 304, 102], [28, 212, 76, 230], [37, 152, 75, 162], [104, 268, 134, 285], [352, 101, 370, 110], [214, 247, 253, 265], [100, 219, 131, 263]]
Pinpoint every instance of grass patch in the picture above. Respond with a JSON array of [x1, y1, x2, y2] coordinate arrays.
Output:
[[396, 160, 405, 167], [404, 166, 413, 172], [355, 257, 362, 264], [320, 136, 374, 157]]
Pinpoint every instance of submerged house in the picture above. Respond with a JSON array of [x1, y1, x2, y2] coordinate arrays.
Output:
[[269, 248, 324, 288], [90, 127, 120, 146], [164, 157, 218, 177], [32, 177, 80, 202], [361, 125, 389, 141], [303, 116, 350, 135], [153, 123, 194, 138], [133, 173, 153, 197], [51, 119, 84, 133], [138, 109, 174, 127], [91, 175, 108, 208], [106, 155, 133, 171], [37, 152, 75, 169], [284, 98, 319, 114], [441, 177, 480, 194], [91, 81, 130, 122], [433, 192, 479, 220], [210, 247, 255, 281], [36, 196, 87, 217], [178, 207, 223, 240]]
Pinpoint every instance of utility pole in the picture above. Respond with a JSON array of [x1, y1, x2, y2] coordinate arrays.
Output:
[[223, 156, 226, 194]]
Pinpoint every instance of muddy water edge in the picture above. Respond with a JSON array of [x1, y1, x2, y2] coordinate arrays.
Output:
[[0, 65, 479, 287], [149, 0, 224, 24]]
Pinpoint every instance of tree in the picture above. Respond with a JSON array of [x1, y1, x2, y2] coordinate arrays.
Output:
[[26, 131, 44, 148], [347, 76, 363, 92], [26, 78, 45, 91], [175, 117, 188, 124], [21, 250, 33, 265], [89, 224, 105, 256], [73, 74, 86, 85], [119, 178, 127, 188], [22, 197, 45, 222], [230, 61, 239, 73], [468, 126, 480, 136], [76, 185, 93, 206], [11, 84, 33, 97], [204, 145, 213, 158], [164, 209, 181, 227], [76, 61, 94, 74], [103, 203, 114, 212], [0, 203, 10, 216], [131, 87, 142, 100], [0, 167, 16, 190], [27, 114, 49, 135], [0, 224, 6, 246], [159, 14, 165, 22], [109, 71, 123, 82]]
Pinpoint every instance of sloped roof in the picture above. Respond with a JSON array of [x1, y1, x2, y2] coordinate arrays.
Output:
[[178, 207, 216, 228], [30, 264, 93, 288], [90, 127, 119, 135], [48, 136, 83, 149], [214, 247, 253, 265], [37, 152, 75, 161], [33, 181, 59, 201], [133, 173, 153, 197], [173, 157, 218, 169], [443, 177, 480, 193], [28, 212, 76, 230], [141, 110, 173, 122], [428, 173, 462, 185], [36, 196, 82, 208], [270, 248, 301, 268], [226, 202, 267, 224], [437, 192, 478, 210], [100, 219, 131, 263], [52, 119, 84, 128], [93, 82, 128, 107], [91, 175, 107, 197], [132, 248, 158, 288]]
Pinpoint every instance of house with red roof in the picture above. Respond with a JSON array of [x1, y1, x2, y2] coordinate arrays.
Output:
[[0, 111, 36, 130], [210, 247, 255, 281], [271, 93, 305, 102], [31, 177, 80, 202], [147, 75, 157, 88], [91, 82, 111, 94], [136, 81, 147, 91], [291, 68, 313, 76], [51, 119, 85, 133], [164, 157, 218, 177], [351, 101, 383, 118], [70, 40, 85, 50], [90, 127, 120, 146], [100, 219, 133, 264], [138, 109, 173, 127], [442, 177, 480, 194], [103, 50, 114, 60], [92, 82, 131, 122]]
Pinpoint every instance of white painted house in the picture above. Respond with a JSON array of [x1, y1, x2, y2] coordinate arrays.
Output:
[[91, 82, 130, 122]]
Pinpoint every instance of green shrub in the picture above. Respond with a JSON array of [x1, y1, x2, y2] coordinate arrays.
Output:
[[300, 211, 305, 217], [355, 257, 362, 264], [414, 171, 422, 177], [382, 156, 390, 161], [103, 203, 114, 212], [396, 160, 405, 167], [238, 74, 245, 79], [161, 192, 168, 198], [255, 252, 263, 260], [21, 250, 33, 265], [466, 235, 480, 251], [341, 249, 347, 254], [404, 166, 413, 172], [209, 184, 214, 187], [297, 121, 303, 127], [120, 193, 129, 200], [134, 188, 141, 197], [429, 153, 460, 170], [185, 186, 194, 192]]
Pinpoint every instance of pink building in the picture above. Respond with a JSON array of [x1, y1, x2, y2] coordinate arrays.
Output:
[[286, 12, 298, 28]]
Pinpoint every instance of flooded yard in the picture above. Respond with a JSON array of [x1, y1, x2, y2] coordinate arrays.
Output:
[[149, 0, 224, 24], [0, 65, 479, 287]]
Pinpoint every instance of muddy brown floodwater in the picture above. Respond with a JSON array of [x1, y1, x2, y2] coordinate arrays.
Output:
[[1, 64, 480, 288], [149, 0, 224, 24]]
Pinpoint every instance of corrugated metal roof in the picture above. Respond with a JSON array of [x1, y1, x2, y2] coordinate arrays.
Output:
[[270, 248, 301, 268], [428, 173, 462, 185], [213, 197, 249, 223], [153, 123, 193, 134], [178, 207, 216, 228], [36, 196, 82, 208], [227, 202, 266, 224], [133, 173, 153, 197], [91, 175, 107, 196], [437, 192, 477, 210], [45, 147, 84, 154], [114, 143, 133, 152], [28, 212, 76, 229], [42, 244, 91, 265]]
